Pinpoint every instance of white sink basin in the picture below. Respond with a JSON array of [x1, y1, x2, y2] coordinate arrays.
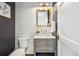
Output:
[[37, 32, 52, 36]]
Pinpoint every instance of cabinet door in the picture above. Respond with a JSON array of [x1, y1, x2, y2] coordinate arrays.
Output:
[[34, 39, 56, 52]]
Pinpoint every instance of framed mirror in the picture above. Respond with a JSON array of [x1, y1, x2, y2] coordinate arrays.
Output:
[[36, 9, 51, 27]]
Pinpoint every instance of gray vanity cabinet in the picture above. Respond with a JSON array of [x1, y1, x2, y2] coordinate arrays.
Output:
[[34, 39, 56, 54]]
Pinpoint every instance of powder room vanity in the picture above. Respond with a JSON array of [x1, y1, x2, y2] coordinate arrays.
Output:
[[33, 32, 56, 56], [34, 3, 57, 56]]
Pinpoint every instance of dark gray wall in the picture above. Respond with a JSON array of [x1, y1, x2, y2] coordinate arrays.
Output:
[[0, 2, 15, 56]]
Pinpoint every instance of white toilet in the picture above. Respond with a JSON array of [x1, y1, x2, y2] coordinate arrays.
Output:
[[9, 38, 30, 56]]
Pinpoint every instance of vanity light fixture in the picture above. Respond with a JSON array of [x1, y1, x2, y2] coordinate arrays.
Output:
[[40, 2, 50, 7]]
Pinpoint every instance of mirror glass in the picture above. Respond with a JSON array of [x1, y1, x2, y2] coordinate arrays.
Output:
[[38, 10, 48, 26]]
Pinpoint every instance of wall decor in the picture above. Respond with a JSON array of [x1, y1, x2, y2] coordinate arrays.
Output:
[[0, 2, 11, 18]]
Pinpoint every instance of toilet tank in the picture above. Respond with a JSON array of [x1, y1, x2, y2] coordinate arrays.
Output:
[[18, 38, 29, 48]]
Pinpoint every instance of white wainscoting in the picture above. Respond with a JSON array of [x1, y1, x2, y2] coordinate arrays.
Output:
[[59, 34, 79, 56]]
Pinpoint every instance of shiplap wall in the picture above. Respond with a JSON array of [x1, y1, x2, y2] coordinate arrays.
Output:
[[15, 2, 37, 54], [15, 2, 53, 54]]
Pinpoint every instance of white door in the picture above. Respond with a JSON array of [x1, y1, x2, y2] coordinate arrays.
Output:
[[57, 2, 79, 56]]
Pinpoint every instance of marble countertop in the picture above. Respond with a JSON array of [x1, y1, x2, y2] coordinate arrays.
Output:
[[33, 32, 56, 39]]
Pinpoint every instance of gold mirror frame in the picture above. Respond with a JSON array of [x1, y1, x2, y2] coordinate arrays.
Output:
[[36, 8, 51, 27]]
